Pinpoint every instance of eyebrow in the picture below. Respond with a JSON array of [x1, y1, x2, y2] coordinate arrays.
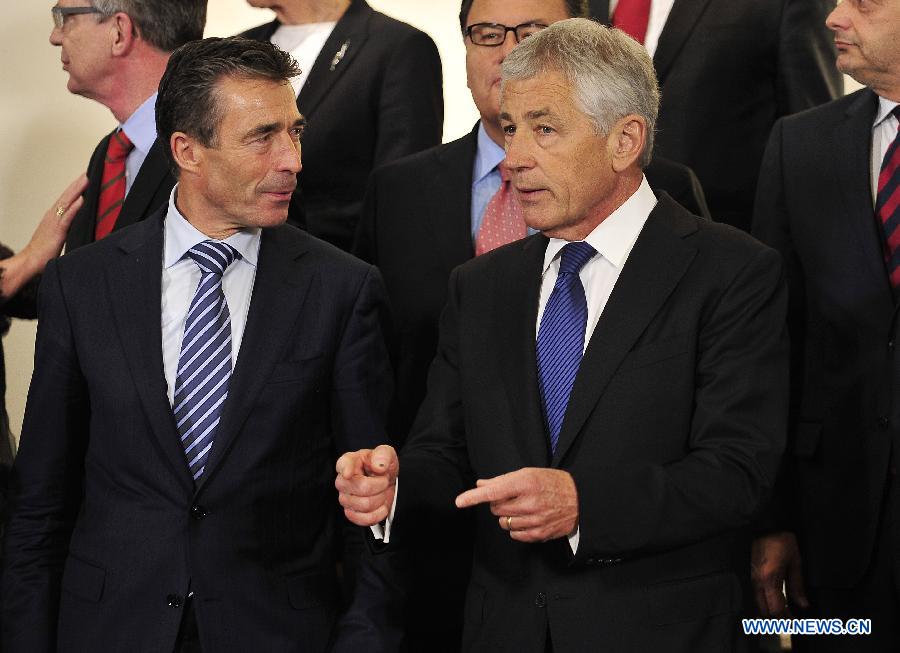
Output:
[[499, 108, 553, 122], [244, 117, 307, 141]]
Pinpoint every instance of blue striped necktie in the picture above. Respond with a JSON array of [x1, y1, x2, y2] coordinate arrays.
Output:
[[173, 240, 241, 482], [536, 241, 596, 454]]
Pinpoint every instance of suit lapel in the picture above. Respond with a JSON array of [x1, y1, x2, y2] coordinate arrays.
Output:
[[197, 227, 315, 491], [296, 0, 371, 118], [652, 0, 714, 83], [114, 138, 172, 233], [431, 126, 478, 270], [833, 89, 893, 304], [106, 210, 193, 491], [496, 235, 553, 466], [551, 197, 698, 466]]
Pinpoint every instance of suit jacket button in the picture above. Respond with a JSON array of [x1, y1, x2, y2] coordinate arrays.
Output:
[[167, 594, 183, 608], [535, 592, 547, 608], [879, 416, 890, 429], [889, 340, 895, 352], [191, 505, 207, 521]]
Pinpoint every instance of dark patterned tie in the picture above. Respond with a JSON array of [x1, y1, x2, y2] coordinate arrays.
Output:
[[878, 106, 900, 289], [536, 241, 597, 453], [94, 129, 134, 240], [173, 241, 240, 482]]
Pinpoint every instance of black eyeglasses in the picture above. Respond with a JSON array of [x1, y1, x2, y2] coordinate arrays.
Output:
[[51, 6, 103, 30], [465, 22, 549, 47]]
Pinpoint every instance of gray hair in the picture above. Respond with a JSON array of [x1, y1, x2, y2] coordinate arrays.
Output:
[[501, 18, 659, 168], [90, 0, 206, 53]]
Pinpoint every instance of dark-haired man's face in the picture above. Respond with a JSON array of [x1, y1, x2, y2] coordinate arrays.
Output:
[[465, 0, 570, 135], [185, 76, 303, 235]]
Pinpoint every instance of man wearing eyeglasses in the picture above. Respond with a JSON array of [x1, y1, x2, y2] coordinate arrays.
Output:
[[353, 1, 710, 650], [48, 1, 206, 252]]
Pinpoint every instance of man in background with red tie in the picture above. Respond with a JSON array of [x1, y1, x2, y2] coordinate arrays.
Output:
[[49, 0, 206, 251], [353, 2, 709, 649], [339, 18, 788, 652], [751, 2, 900, 650], [589, 0, 841, 232]]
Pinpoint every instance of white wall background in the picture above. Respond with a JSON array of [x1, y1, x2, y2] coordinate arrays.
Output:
[[0, 1, 478, 443]]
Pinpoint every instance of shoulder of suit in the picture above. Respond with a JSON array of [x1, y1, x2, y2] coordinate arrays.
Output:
[[372, 135, 471, 183], [781, 87, 874, 129], [268, 223, 374, 274]]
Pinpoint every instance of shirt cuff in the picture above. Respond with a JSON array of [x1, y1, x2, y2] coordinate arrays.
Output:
[[568, 526, 579, 554], [369, 478, 398, 543]]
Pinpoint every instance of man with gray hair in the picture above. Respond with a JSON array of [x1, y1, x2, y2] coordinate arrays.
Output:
[[336, 18, 788, 652], [48, 0, 206, 251]]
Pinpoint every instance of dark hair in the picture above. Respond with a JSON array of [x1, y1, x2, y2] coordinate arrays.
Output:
[[156, 37, 302, 174], [91, 0, 206, 52], [459, 0, 588, 33]]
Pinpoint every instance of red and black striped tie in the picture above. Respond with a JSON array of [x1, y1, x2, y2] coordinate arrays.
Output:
[[95, 129, 134, 241]]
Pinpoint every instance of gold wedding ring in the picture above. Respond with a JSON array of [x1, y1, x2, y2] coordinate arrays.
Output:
[[56, 205, 66, 218], [506, 515, 513, 531]]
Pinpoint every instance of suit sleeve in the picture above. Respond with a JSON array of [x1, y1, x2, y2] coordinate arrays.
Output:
[[390, 267, 476, 533], [570, 245, 790, 561], [372, 29, 443, 168], [751, 119, 805, 533], [328, 265, 405, 653], [1, 259, 89, 653], [777, 0, 842, 116]]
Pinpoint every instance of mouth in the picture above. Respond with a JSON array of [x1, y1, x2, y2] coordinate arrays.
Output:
[[833, 38, 854, 51], [514, 186, 549, 203], [263, 188, 295, 201]]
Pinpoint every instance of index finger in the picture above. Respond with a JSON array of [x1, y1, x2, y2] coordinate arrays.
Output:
[[335, 450, 370, 478], [455, 474, 519, 508]]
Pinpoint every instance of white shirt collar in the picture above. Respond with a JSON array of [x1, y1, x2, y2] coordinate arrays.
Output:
[[163, 185, 261, 269], [542, 175, 657, 274], [874, 95, 899, 128], [120, 92, 158, 156]]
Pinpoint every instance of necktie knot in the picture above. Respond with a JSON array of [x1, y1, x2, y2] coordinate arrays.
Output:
[[558, 241, 596, 276], [107, 130, 134, 162], [187, 241, 240, 276]]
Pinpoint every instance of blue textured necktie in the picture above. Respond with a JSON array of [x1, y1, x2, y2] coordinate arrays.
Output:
[[536, 241, 597, 454], [173, 240, 240, 482]]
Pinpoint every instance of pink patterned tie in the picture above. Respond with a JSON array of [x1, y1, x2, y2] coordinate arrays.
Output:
[[475, 162, 526, 256]]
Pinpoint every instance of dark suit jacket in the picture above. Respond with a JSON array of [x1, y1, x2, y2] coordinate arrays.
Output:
[[241, 0, 443, 252], [2, 210, 394, 652], [65, 132, 174, 252], [391, 195, 788, 652], [752, 89, 897, 589], [590, 0, 842, 231], [355, 125, 711, 439]]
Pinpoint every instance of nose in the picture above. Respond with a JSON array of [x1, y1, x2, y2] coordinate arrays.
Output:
[[499, 31, 518, 60], [50, 24, 63, 46], [277, 133, 302, 174], [503, 130, 534, 173], [825, 2, 848, 32]]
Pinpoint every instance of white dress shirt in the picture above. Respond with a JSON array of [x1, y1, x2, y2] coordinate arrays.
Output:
[[120, 92, 158, 196], [376, 177, 657, 548], [270, 22, 338, 96], [160, 187, 261, 406], [539, 176, 656, 552], [608, 0, 675, 56], [870, 96, 900, 205]]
